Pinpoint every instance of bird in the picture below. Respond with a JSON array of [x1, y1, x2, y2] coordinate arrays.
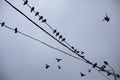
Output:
[[56, 32, 59, 36], [88, 69, 92, 73], [58, 65, 61, 69], [45, 64, 50, 69], [93, 63, 97, 68], [39, 16, 43, 20], [71, 46, 74, 50], [81, 51, 84, 54], [30, 7, 34, 12], [35, 12, 39, 16], [104, 61, 108, 65], [1, 22, 5, 27], [56, 58, 62, 62], [61, 38, 65, 42], [42, 19, 47, 23], [80, 72, 86, 77], [53, 29, 57, 34], [59, 35, 62, 39], [23, 0, 28, 5], [76, 51, 80, 53], [74, 49, 77, 53], [102, 13, 110, 22], [14, 28, 18, 33]]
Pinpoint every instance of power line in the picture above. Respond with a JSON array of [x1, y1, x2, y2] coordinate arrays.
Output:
[[0, 22, 85, 62]]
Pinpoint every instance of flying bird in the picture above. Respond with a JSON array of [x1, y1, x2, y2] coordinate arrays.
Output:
[[39, 16, 43, 20], [93, 63, 97, 68], [61, 38, 65, 42], [14, 28, 18, 33], [80, 72, 86, 77], [45, 64, 50, 69], [88, 69, 92, 73], [56, 58, 62, 62], [30, 7, 34, 12], [102, 13, 110, 22], [42, 19, 47, 23], [1, 22, 5, 27], [58, 65, 61, 69], [23, 0, 28, 5], [35, 12, 39, 16], [53, 29, 57, 34], [59, 35, 62, 39]]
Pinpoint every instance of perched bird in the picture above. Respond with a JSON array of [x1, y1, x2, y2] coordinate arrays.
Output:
[[80, 72, 86, 77], [30, 7, 34, 12], [58, 65, 61, 69], [42, 19, 47, 23], [56, 58, 62, 62], [53, 29, 57, 34], [81, 51, 84, 54], [23, 0, 28, 5], [14, 28, 18, 33], [102, 13, 110, 22], [74, 49, 77, 53], [101, 65, 106, 70], [45, 64, 50, 69], [59, 35, 62, 39], [71, 46, 74, 49], [35, 12, 39, 16], [56, 32, 59, 36], [93, 63, 97, 68], [1, 22, 5, 27], [76, 51, 80, 53], [39, 16, 43, 20], [104, 61, 108, 65], [61, 38, 65, 42], [88, 69, 92, 73]]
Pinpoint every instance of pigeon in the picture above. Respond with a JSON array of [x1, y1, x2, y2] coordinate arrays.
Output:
[[14, 28, 18, 33], [30, 7, 34, 12], [59, 35, 62, 39], [80, 72, 86, 77], [56, 58, 62, 62], [23, 0, 28, 5], [56, 32, 59, 36], [42, 19, 47, 23], [35, 12, 39, 16], [53, 29, 57, 34], [1, 22, 5, 27], [61, 38, 65, 42], [45, 64, 50, 69], [39, 16, 43, 20]]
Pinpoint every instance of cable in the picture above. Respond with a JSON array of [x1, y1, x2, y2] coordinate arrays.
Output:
[[0, 22, 85, 62]]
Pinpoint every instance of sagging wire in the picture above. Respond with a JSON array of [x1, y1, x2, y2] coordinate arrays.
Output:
[[0, 22, 85, 62]]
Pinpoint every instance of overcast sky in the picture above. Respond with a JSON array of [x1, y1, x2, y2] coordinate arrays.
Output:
[[0, 0, 120, 80]]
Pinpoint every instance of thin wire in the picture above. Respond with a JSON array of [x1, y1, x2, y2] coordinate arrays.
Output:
[[0, 22, 85, 62]]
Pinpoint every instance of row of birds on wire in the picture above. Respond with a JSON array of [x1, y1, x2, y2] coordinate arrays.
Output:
[[23, 0, 82, 54]]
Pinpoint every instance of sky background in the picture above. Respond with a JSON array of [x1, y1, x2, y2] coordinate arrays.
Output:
[[0, 0, 120, 80]]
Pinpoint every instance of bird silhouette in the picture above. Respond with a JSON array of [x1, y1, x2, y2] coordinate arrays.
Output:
[[42, 19, 47, 23], [93, 63, 97, 68], [56, 58, 62, 62], [61, 38, 65, 42], [80, 72, 86, 77], [1, 22, 5, 27], [100, 65, 106, 70], [76, 51, 80, 53], [58, 65, 61, 69], [59, 35, 62, 39], [45, 64, 50, 69], [71, 46, 74, 50], [39, 16, 43, 20], [104, 61, 108, 65], [56, 32, 59, 36], [30, 7, 34, 12], [35, 12, 39, 16], [102, 13, 110, 22], [53, 29, 57, 34], [23, 0, 28, 5], [14, 28, 17, 33], [88, 69, 92, 73], [74, 49, 77, 53], [81, 51, 84, 54]]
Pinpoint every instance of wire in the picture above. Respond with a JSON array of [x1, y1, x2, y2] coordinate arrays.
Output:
[[0, 22, 85, 62]]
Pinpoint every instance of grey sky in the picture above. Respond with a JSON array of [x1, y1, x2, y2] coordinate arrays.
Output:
[[0, 0, 120, 80]]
